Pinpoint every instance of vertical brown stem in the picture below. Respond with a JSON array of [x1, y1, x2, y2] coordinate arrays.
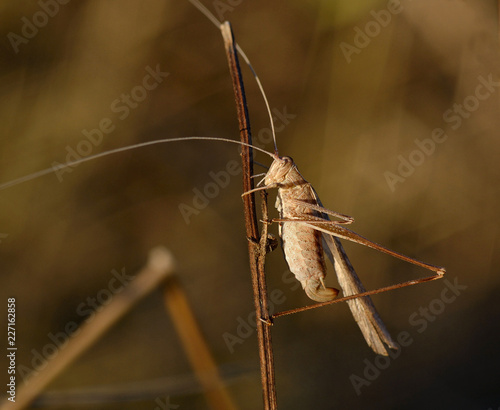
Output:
[[220, 22, 277, 410]]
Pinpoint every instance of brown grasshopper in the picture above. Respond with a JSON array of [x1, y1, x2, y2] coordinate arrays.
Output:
[[0, 132, 445, 357], [1, 136, 444, 354], [1, 2, 446, 356], [244, 154, 445, 355]]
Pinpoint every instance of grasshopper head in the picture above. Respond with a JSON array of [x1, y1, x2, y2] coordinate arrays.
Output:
[[264, 156, 295, 187]]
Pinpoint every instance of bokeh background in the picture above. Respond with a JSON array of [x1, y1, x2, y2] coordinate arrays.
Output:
[[1, 0, 499, 409]]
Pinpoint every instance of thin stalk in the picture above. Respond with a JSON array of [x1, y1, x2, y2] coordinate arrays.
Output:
[[272, 274, 442, 319], [220, 22, 277, 410], [163, 278, 238, 410]]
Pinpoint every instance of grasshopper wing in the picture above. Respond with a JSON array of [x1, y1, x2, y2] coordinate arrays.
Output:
[[310, 188, 397, 356]]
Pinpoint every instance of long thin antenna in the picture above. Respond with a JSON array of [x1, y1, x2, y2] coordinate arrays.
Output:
[[188, 0, 279, 154], [0, 2, 281, 192], [0, 137, 275, 191]]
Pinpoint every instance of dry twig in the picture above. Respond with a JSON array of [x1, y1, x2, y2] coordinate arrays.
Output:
[[163, 277, 238, 410], [1, 247, 176, 410], [220, 22, 277, 410]]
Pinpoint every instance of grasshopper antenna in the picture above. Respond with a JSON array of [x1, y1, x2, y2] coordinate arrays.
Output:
[[0, 137, 275, 191], [188, 0, 279, 155], [0, 4, 283, 192]]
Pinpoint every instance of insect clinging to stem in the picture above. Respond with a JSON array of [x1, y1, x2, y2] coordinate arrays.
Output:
[[0, 1, 446, 356], [192, 0, 446, 355]]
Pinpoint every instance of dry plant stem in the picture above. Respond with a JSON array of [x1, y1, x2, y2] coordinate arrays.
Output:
[[163, 278, 238, 410], [1, 247, 176, 410], [220, 22, 277, 410]]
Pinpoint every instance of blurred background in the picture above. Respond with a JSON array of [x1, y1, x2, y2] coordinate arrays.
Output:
[[0, 0, 499, 409]]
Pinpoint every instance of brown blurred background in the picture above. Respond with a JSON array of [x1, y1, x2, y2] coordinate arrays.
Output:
[[1, 0, 499, 409]]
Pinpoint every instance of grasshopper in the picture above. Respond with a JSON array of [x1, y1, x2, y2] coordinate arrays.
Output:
[[244, 154, 445, 355], [188, 0, 445, 355], [0, 2, 446, 356]]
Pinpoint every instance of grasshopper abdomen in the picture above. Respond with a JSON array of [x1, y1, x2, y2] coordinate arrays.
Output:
[[266, 156, 339, 302]]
